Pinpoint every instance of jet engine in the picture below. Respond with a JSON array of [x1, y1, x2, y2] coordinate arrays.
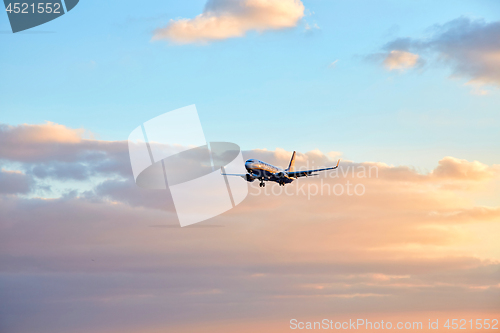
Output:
[[245, 174, 256, 182], [275, 171, 287, 178]]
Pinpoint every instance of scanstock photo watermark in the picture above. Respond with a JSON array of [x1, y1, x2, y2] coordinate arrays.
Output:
[[290, 318, 499, 330], [128, 105, 375, 226], [250, 163, 378, 199]]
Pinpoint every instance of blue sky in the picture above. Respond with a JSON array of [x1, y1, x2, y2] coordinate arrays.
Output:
[[1, 0, 500, 169]]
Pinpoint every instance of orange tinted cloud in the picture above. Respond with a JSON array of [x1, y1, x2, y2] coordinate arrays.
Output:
[[152, 0, 305, 44], [431, 156, 499, 180], [0, 122, 126, 166], [383, 50, 420, 70], [0, 121, 83, 144]]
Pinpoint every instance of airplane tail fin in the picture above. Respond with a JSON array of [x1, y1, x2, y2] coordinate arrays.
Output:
[[286, 151, 296, 172]]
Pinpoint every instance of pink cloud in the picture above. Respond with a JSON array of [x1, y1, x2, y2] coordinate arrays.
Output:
[[0, 122, 499, 333]]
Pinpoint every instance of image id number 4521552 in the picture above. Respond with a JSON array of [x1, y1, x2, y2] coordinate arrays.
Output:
[[6, 2, 62, 14]]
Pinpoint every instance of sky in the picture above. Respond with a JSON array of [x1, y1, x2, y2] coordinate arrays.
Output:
[[1, 1, 500, 333], [1, 0, 500, 167]]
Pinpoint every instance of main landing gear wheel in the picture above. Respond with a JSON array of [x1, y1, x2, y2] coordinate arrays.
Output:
[[259, 182, 265, 187]]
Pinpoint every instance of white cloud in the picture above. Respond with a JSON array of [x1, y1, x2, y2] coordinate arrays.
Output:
[[304, 22, 319, 31], [328, 59, 339, 68]]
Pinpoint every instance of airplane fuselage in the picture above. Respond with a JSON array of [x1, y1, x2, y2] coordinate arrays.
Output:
[[244, 159, 294, 185]]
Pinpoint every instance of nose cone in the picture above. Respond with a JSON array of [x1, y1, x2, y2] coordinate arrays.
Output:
[[245, 160, 253, 170]]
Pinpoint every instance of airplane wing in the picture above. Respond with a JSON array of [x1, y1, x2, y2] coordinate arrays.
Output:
[[221, 173, 247, 178], [287, 159, 340, 178], [220, 167, 247, 179]]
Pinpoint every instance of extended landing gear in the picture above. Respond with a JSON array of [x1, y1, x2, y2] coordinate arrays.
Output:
[[259, 181, 266, 188], [279, 181, 285, 186]]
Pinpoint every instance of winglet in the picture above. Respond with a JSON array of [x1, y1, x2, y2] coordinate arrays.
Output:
[[335, 159, 340, 169]]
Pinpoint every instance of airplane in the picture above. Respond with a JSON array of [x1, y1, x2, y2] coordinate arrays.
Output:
[[221, 151, 340, 187]]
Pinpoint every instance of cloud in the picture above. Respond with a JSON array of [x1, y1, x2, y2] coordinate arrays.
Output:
[[328, 59, 339, 68], [304, 22, 319, 31], [152, 0, 305, 44], [431, 156, 500, 181], [1, 122, 500, 332], [430, 206, 500, 224], [0, 169, 34, 194], [0, 122, 131, 180], [383, 50, 419, 70], [374, 17, 500, 87], [0, 122, 84, 145], [372, 157, 499, 184], [87, 178, 176, 212]]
